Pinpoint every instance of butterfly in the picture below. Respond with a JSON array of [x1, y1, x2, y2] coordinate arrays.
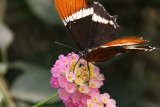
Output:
[[54, 0, 155, 62]]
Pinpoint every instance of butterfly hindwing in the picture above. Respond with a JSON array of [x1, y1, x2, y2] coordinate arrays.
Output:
[[86, 37, 155, 62]]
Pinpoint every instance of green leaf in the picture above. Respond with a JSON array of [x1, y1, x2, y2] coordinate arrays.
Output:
[[26, 0, 62, 25], [10, 61, 60, 103], [0, 22, 14, 51]]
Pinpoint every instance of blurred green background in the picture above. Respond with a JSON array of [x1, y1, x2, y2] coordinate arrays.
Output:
[[0, 0, 160, 107]]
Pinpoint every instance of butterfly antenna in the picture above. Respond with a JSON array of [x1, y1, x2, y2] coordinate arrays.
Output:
[[54, 41, 79, 52]]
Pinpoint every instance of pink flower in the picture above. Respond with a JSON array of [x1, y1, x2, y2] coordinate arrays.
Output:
[[50, 77, 59, 88], [72, 91, 82, 104], [88, 88, 100, 96], [50, 52, 117, 107], [65, 99, 76, 107], [91, 94, 101, 104], [58, 88, 71, 101], [78, 104, 85, 107], [89, 79, 103, 88], [106, 99, 116, 107], [65, 82, 76, 93], [86, 93, 117, 107], [87, 99, 97, 107], [58, 76, 68, 88], [60, 64, 70, 74], [94, 66, 100, 74], [79, 85, 90, 94], [96, 74, 105, 81], [81, 94, 90, 104], [69, 52, 79, 61], [51, 67, 61, 77], [66, 71, 76, 82], [58, 54, 71, 65], [101, 93, 110, 104]]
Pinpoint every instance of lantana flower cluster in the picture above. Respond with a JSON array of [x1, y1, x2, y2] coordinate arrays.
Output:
[[50, 52, 116, 107]]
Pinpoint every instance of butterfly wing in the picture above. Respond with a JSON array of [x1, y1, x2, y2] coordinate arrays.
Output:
[[54, 0, 119, 50], [87, 2, 119, 49], [86, 37, 155, 62], [54, 0, 93, 50]]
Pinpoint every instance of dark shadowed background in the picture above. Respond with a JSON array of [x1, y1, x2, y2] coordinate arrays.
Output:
[[0, 0, 160, 107]]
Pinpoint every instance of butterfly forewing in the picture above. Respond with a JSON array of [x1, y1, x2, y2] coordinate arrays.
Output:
[[54, 0, 88, 21], [87, 2, 119, 49], [54, 0, 94, 50], [54, 0, 119, 50]]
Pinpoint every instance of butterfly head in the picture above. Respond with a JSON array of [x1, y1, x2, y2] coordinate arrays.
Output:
[[78, 50, 88, 59]]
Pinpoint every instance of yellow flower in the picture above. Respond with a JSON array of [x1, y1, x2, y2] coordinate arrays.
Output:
[[75, 77, 84, 85]]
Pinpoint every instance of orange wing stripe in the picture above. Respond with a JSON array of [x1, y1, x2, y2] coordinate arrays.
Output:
[[54, 0, 87, 20], [102, 37, 148, 46]]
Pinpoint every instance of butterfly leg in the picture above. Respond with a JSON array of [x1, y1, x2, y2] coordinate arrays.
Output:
[[73, 57, 81, 73], [88, 56, 104, 74], [87, 62, 91, 83]]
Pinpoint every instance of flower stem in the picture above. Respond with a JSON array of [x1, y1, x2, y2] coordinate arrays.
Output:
[[32, 93, 58, 107]]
